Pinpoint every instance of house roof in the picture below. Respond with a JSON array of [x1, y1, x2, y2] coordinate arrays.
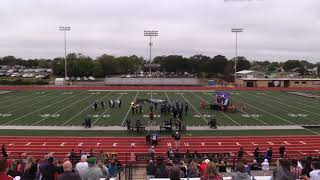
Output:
[[236, 70, 254, 74]]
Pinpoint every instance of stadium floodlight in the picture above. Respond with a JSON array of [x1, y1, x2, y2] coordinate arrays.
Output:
[[59, 26, 71, 81], [231, 28, 243, 85], [144, 30, 159, 75]]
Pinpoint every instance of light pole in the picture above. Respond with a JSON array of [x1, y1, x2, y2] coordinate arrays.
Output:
[[144, 30, 158, 76], [231, 28, 243, 85], [59, 26, 71, 81]]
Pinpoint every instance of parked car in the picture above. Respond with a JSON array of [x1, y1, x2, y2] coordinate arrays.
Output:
[[76, 77, 81, 81], [83, 76, 88, 81], [11, 73, 19, 77], [125, 74, 131, 78], [35, 75, 45, 79], [88, 76, 95, 80]]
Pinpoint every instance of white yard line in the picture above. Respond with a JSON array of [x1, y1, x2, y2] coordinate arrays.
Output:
[[61, 91, 112, 126], [179, 92, 208, 123], [31, 92, 91, 125], [92, 92, 126, 126], [0, 93, 32, 105], [0, 91, 57, 111], [249, 93, 320, 117], [121, 91, 139, 126], [193, 92, 241, 125], [3, 93, 80, 125], [265, 93, 320, 110], [237, 94, 297, 125]]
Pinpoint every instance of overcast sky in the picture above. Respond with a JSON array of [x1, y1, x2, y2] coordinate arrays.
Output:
[[0, 0, 319, 62]]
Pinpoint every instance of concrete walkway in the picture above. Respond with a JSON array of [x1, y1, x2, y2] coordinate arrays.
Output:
[[0, 125, 304, 131]]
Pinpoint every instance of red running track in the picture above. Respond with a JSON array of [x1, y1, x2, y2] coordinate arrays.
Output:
[[0, 85, 320, 91], [1, 135, 320, 163]]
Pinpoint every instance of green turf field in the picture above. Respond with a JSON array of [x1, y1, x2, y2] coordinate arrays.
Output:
[[0, 90, 319, 127]]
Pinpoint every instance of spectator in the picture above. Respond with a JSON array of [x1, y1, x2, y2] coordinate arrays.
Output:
[[200, 162, 223, 180], [279, 144, 286, 159], [0, 160, 13, 180], [1, 144, 8, 158], [75, 155, 88, 177], [243, 160, 251, 176], [155, 157, 169, 178], [219, 160, 227, 173], [69, 149, 76, 165], [261, 159, 270, 171], [254, 146, 260, 162], [199, 159, 209, 176], [167, 147, 174, 160], [265, 147, 273, 162], [172, 132, 181, 149], [308, 160, 320, 180], [57, 161, 81, 180], [82, 157, 103, 180], [187, 161, 200, 178], [174, 149, 181, 162], [302, 158, 313, 178], [271, 159, 295, 180], [97, 161, 109, 179], [238, 147, 244, 161], [146, 134, 151, 145], [23, 156, 37, 180], [39, 156, 59, 180], [148, 146, 155, 159], [98, 150, 107, 164], [179, 161, 187, 178], [250, 159, 261, 170], [231, 162, 250, 180], [146, 160, 156, 177], [291, 159, 302, 179], [108, 159, 119, 177], [169, 165, 181, 180]]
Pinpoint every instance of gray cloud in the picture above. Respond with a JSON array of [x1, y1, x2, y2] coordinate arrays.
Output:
[[0, 0, 319, 62]]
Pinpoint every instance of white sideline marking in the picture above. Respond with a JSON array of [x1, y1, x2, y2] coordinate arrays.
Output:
[[62, 91, 112, 125], [5, 91, 58, 113], [237, 94, 297, 126], [250, 93, 320, 117], [32, 92, 90, 125], [121, 91, 139, 126], [3, 93, 79, 125], [265, 93, 320, 110]]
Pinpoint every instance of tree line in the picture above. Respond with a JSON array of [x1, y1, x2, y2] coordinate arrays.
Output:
[[1, 54, 319, 79]]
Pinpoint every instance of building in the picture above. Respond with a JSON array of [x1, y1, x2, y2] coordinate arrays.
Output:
[[235, 70, 265, 79], [236, 78, 320, 88]]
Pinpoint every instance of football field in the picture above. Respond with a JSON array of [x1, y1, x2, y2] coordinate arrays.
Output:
[[0, 90, 319, 127]]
